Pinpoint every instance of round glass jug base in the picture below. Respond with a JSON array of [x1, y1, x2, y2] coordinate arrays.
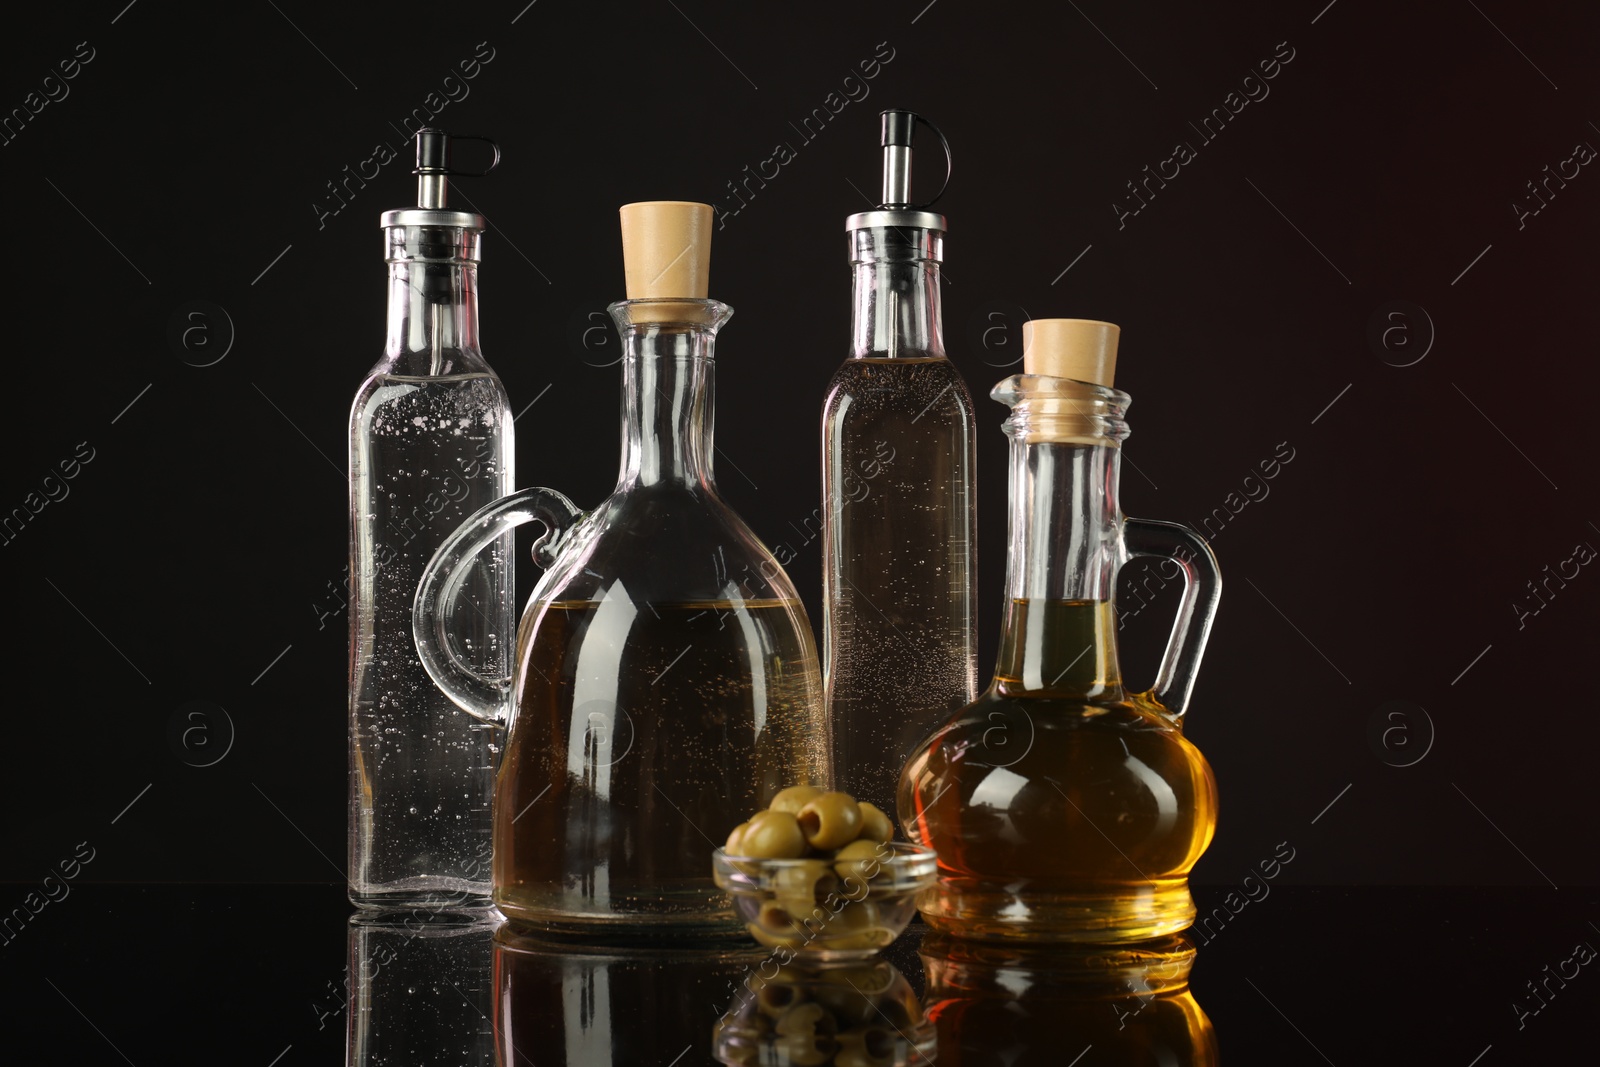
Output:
[[495, 889, 746, 944], [916, 878, 1197, 943], [350, 876, 493, 912]]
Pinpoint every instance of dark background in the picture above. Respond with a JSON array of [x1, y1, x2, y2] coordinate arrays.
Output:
[[4, 0, 1596, 896]]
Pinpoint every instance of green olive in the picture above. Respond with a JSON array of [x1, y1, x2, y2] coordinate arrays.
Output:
[[856, 802, 894, 843], [769, 784, 826, 815], [757, 901, 804, 937], [723, 821, 750, 854], [775, 1000, 838, 1038], [834, 1025, 897, 1067], [779, 1030, 837, 1067], [717, 1040, 759, 1067], [775, 1004, 839, 1067], [833, 838, 888, 886], [747, 921, 803, 951], [819, 901, 891, 950], [755, 979, 801, 1018], [819, 961, 895, 996], [827, 927, 894, 952], [797, 792, 863, 851], [808, 982, 875, 1028], [739, 810, 807, 859], [772, 859, 838, 904]]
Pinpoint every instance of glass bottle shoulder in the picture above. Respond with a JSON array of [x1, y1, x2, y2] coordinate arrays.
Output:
[[526, 482, 811, 613], [824, 353, 974, 395], [949, 687, 1191, 740], [356, 346, 502, 388], [350, 368, 511, 428], [822, 356, 976, 429]]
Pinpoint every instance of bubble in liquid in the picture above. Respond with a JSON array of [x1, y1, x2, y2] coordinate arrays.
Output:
[[409, 806, 418, 814]]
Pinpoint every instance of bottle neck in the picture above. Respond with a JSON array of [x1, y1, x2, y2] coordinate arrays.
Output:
[[383, 225, 483, 375], [612, 303, 727, 490], [849, 227, 945, 360], [994, 440, 1125, 698]]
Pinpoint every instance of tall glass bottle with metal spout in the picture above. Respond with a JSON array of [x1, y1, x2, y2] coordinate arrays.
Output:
[[348, 130, 512, 907], [899, 320, 1222, 942], [823, 110, 978, 819]]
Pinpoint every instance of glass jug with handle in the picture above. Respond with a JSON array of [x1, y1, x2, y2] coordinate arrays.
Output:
[[414, 201, 831, 938], [898, 318, 1222, 942]]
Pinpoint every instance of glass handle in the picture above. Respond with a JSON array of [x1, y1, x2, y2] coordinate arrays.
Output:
[[1122, 517, 1222, 721], [413, 487, 583, 726]]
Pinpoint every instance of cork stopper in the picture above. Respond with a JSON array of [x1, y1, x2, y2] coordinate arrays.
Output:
[[619, 202, 712, 318], [1014, 318, 1124, 445], [1022, 319, 1120, 387]]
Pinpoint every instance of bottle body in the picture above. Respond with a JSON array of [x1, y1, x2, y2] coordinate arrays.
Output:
[[822, 357, 977, 815], [899, 375, 1220, 941], [900, 601, 1216, 941], [491, 300, 831, 936], [824, 226, 978, 819], [348, 223, 513, 907]]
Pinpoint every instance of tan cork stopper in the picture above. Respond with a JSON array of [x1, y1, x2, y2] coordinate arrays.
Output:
[[1019, 319, 1122, 445], [619, 202, 712, 316], [1022, 319, 1120, 387]]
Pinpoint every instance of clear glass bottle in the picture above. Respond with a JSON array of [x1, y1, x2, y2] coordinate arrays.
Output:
[[898, 319, 1222, 942], [823, 110, 978, 819], [414, 202, 831, 938], [348, 131, 512, 908]]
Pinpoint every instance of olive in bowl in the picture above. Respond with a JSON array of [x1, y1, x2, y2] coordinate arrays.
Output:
[[714, 789, 936, 959]]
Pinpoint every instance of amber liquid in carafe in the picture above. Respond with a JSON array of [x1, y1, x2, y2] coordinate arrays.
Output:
[[899, 599, 1217, 941], [494, 598, 828, 934]]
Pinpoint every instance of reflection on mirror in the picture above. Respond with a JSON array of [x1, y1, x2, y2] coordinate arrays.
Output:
[[919, 934, 1217, 1065], [713, 955, 935, 1066], [494, 924, 763, 1065], [346, 913, 496, 1066]]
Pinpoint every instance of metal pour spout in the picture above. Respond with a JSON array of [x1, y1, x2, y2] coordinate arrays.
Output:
[[416, 128, 450, 210]]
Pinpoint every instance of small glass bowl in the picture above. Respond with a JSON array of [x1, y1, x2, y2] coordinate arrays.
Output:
[[711, 842, 937, 960]]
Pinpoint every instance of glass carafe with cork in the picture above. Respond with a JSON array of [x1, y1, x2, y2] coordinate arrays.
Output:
[[898, 319, 1222, 942], [414, 201, 831, 938]]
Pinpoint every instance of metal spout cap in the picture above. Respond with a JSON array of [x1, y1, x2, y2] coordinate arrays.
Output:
[[619, 201, 713, 305], [1022, 319, 1121, 387], [845, 108, 950, 234], [380, 128, 498, 231]]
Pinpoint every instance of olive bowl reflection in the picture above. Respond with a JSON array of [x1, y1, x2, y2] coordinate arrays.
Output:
[[712, 955, 935, 1066]]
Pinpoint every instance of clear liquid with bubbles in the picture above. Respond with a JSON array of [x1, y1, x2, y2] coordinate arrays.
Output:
[[349, 372, 512, 906], [823, 356, 979, 819]]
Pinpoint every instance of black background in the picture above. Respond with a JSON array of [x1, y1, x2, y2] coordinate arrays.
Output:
[[3, 0, 1597, 895]]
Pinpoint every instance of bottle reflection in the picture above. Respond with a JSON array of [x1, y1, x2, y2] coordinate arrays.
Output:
[[919, 935, 1216, 1066], [493, 925, 763, 1065], [712, 957, 935, 1067], [346, 913, 496, 1066]]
